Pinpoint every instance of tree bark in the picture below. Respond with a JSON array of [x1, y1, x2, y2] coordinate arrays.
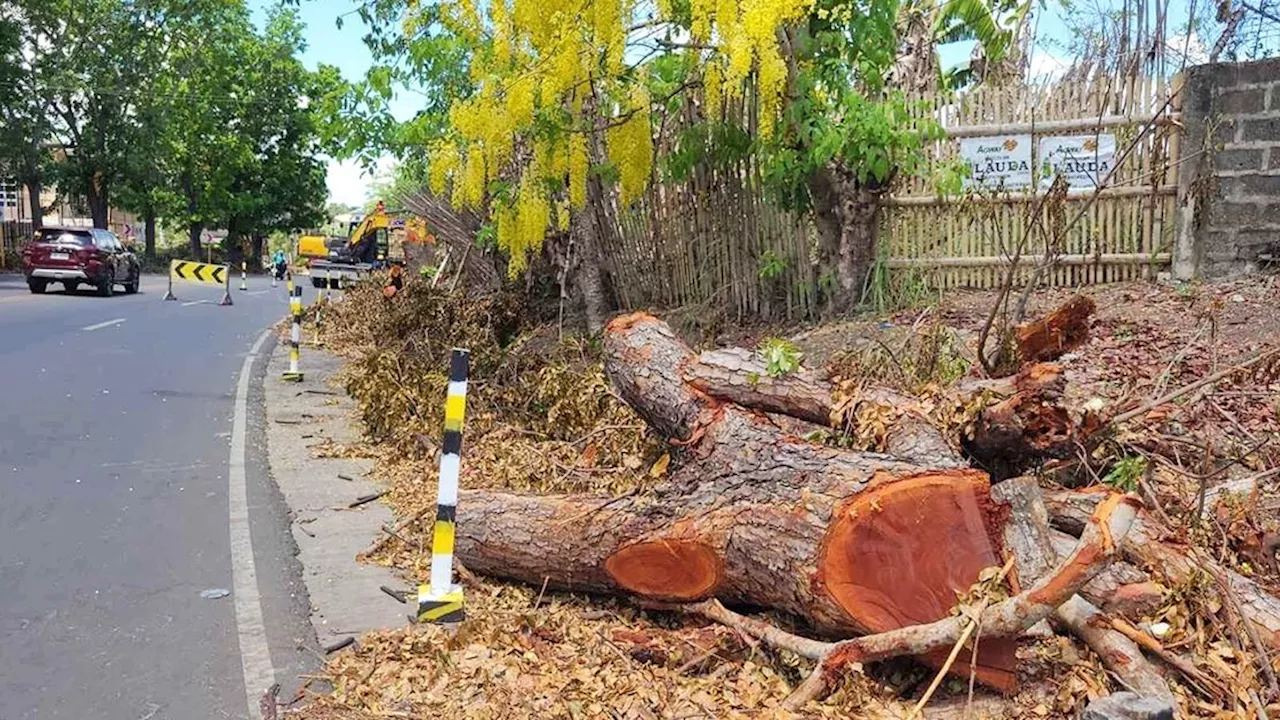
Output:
[[573, 217, 609, 334], [144, 213, 156, 260], [837, 188, 881, 309], [1045, 488, 1280, 649], [681, 346, 962, 466]]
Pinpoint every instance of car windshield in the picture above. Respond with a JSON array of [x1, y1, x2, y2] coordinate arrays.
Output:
[[33, 230, 92, 246]]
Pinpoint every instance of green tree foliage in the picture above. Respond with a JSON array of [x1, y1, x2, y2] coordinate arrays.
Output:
[[0, 6, 55, 227]]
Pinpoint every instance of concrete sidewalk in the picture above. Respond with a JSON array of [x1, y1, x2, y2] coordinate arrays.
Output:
[[263, 342, 409, 646]]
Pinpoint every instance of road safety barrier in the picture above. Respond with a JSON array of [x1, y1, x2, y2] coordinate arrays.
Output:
[[418, 348, 470, 624], [282, 275, 304, 382], [162, 259, 232, 305]]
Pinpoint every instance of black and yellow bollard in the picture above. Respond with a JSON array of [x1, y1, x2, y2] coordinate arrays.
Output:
[[417, 348, 470, 624], [282, 275, 304, 382], [239, 261, 247, 291]]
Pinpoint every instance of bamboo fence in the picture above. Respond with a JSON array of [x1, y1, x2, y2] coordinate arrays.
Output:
[[885, 72, 1182, 289], [604, 72, 1183, 322]]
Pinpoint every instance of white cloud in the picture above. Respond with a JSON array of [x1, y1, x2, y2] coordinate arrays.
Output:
[[1027, 49, 1070, 81], [325, 155, 396, 207]]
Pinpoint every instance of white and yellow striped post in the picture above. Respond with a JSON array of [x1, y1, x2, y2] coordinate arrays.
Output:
[[312, 268, 332, 346], [417, 348, 470, 624], [239, 260, 247, 291], [282, 274, 304, 382]]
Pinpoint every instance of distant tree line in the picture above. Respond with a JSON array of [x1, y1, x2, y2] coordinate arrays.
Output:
[[0, 0, 344, 263]]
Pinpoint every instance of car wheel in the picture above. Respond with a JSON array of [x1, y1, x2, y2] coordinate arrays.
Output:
[[28, 278, 47, 294], [124, 270, 139, 294], [64, 280, 79, 293], [97, 268, 115, 297]]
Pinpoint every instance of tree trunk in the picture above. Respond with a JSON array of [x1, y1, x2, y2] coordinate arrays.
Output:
[[251, 235, 265, 268], [574, 89, 617, 333], [25, 179, 43, 229], [573, 218, 609, 333], [144, 214, 157, 260], [457, 464, 1018, 689], [188, 222, 203, 258], [836, 188, 881, 310], [88, 173, 109, 229], [677, 342, 1082, 474], [457, 312, 1021, 690], [806, 168, 882, 312]]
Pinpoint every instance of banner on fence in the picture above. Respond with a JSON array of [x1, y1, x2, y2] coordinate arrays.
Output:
[[1039, 134, 1116, 191], [960, 134, 1032, 190]]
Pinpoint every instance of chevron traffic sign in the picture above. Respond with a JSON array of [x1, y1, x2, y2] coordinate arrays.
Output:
[[163, 259, 233, 305], [170, 260, 227, 285]]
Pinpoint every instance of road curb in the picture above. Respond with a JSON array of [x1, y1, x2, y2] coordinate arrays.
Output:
[[261, 341, 407, 647]]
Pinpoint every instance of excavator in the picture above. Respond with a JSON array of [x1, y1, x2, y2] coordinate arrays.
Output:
[[308, 201, 406, 288]]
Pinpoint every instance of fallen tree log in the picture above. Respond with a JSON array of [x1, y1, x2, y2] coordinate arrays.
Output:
[[1046, 488, 1280, 648], [681, 347, 960, 466], [646, 490, 1139, 708], [456, 452, 1020, 687], [675, 331, 1085, 475], [455, 313, 1023, 689]]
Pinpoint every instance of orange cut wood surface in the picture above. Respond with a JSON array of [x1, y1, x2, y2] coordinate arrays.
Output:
[[605, 540, 723, 601], [818, 470, 1018, 691]]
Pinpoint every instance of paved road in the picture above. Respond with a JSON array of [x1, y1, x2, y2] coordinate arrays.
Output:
[[0, 272, 320, 719]]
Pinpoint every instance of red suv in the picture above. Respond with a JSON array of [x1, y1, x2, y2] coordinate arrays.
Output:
[[22, 227, 141, 296]]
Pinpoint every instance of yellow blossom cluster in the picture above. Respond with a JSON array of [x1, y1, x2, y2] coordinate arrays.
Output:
[[418, 0, 810, 274]]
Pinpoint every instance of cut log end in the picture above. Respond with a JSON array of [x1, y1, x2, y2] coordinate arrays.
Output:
[[605, 540, 723, 601], [817, 470, 1018, 691]]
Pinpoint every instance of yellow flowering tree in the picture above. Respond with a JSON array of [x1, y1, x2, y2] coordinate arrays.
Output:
[[356, 0, 1019, 320]]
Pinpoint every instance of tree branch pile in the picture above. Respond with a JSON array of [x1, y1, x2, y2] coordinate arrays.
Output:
[[448, 311, 1162, 705]]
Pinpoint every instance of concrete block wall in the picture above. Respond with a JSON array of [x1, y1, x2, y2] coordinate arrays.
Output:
[[1174, 59, 1280, 279]]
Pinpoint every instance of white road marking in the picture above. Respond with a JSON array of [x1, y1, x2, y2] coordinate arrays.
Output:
[[230, 327, 276, 718], [244, 290, 271, 296], [182, 300, 210, 307], [82, 318, 126, 331]]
